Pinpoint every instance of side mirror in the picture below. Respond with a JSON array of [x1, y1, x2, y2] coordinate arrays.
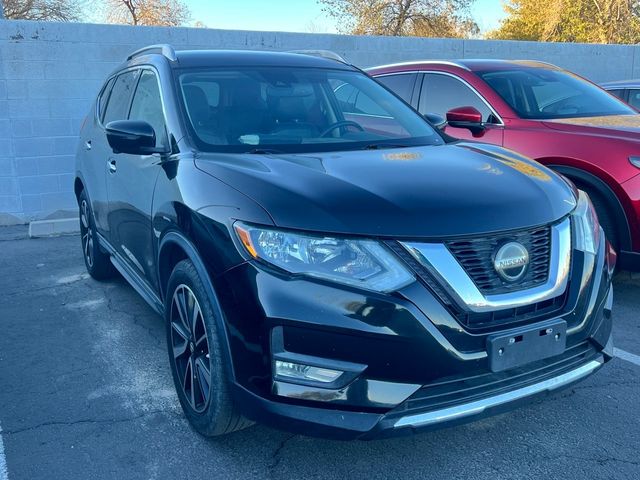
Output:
[[106, 120, 165, 155], [423, 113, 447, 131], [446, 106, 485, 134]]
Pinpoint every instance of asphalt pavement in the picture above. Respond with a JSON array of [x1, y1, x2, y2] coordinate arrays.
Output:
[[0, 228, 639, 480]]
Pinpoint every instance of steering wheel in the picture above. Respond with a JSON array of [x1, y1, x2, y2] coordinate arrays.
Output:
[[320, 120, 365, 138]]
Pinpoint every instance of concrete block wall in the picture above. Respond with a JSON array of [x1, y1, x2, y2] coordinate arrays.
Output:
[[0, 19, 638, 224]]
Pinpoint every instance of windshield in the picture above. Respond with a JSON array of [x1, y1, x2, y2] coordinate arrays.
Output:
[[176, 66, 443, 153], [479, 68, 635, 119]]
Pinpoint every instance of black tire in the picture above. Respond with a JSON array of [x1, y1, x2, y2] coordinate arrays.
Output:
[[78, 189, 116, 280], [583, 188, 619, 252], [165, 259, 252, 436]]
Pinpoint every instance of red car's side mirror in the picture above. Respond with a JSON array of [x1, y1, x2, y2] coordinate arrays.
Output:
[[446, 106, 485, 134]]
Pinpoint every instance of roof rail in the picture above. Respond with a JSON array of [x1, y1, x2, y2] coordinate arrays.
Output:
[[365, 60, 471, 72], [289, 50, 348, 64], [127, 44, 177, 62]]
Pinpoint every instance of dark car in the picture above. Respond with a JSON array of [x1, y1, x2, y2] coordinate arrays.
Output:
[[368, 60, 640, 271], [600, 79, 640, 110], [75, 46, 615, 439]]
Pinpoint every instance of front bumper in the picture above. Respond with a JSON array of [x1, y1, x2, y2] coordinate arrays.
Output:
[[213, 228, 615, 439], [230, 288, 612, 439], [233, 354, 608, 440]]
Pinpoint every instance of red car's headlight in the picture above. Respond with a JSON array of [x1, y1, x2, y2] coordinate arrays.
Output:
[[572, 190, 601, 255]]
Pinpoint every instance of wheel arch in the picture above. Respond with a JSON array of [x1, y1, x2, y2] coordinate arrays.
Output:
[[74, 176, 85, 202], [158, 230, 237, 380], [547, 163, 632, 252]]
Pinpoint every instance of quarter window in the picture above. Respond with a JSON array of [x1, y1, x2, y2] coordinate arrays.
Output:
[[419, 73, 493, 122], [103, 70, 139, 125], [128, 70, 167, 147], [376, 73, 417, 103]]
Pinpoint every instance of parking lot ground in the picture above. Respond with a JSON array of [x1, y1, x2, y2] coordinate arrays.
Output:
[[0, 229, 639, 480]]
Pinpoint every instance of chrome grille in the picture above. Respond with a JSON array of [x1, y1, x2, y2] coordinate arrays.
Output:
[[445, 226, 551, 295]]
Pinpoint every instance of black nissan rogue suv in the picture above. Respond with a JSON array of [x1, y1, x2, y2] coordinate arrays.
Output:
[[74, 45, 615, 439]]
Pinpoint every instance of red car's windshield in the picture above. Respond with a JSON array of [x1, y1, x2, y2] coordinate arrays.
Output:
[[479, 68, 635, 119]]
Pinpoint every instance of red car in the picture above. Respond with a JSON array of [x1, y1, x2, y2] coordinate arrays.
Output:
[[367, 60, 640, 270]]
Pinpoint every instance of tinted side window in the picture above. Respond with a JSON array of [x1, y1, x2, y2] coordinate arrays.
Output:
[[353, 91, 389, 116], [333, 81, 389, 116], [376, 73, 417, 103], [103, 70, 139, 125], [420, 73, 493, 122], [128, 70, 167, 147], [98, 77, 115, 122], [626, 89, 640, 109]]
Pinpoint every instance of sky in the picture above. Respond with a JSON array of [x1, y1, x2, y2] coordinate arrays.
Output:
[[186, 0, 507, 35]]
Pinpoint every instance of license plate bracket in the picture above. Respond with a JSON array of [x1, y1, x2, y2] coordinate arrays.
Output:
[[487, 320, 567, 372]]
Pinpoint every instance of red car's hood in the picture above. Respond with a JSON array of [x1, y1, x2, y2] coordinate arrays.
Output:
[[543, 115, 640, 140]]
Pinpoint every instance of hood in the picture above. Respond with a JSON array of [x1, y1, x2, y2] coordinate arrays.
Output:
[[194, 143, 576, 238], [543, 114, 640, 140]]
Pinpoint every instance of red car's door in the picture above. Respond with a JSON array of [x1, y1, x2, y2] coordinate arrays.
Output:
[[417, 72, 504, 146]]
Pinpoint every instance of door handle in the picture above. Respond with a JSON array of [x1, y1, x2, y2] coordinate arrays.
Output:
[[108, 160, 117, 173], [85, 140, 92, 151]]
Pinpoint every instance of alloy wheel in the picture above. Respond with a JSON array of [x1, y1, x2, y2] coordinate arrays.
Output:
[[170, 284, 212, 413], [80, 199, 94, 268]]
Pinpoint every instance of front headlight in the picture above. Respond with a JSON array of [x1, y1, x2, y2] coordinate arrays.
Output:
[[233, 223, 414, 292], [571, 190, 601, 255]]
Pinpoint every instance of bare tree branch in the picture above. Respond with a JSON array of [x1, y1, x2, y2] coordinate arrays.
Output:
[[319, 0, 478, 38], [3, 0, 83, 21], [105, 0, 190, 26]]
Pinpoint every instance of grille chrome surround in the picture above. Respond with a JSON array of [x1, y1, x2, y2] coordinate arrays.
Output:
[[400, 219, 571, 313], [446, 227, 550, 294]]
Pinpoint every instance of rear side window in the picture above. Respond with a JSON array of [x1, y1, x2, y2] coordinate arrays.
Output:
[[376, 73, 417, 103], [627, 89, 640, 109], [97, 77, 115, 122], [103, 70, 139, 125], [335, 83, 357, 109], [419, 73, 493, 122], [128, 70, 167, 147]]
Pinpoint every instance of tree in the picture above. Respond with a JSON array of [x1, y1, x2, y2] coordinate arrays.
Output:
[[105, 0, 189, 26], [2, 0, 82, 21], [490, 0, 640, 44], [319, 0, 478, 38]]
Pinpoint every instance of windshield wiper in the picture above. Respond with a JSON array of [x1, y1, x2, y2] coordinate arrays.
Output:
[[362, 143, 410, 150], [247, 148, 284, 154]]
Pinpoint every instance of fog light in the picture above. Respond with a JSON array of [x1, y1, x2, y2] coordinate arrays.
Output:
[[274, 360, 344, 383]]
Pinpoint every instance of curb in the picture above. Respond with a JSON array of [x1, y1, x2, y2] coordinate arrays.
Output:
[[29, 218, 79, 238]]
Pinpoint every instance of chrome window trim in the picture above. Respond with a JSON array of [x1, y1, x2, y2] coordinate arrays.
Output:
[[96, 66, 140, 129], [419, 70, 505, 126], [97, 65, 171, 149], [400, 218, 571, 313], [393, 357, 603, 429]]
